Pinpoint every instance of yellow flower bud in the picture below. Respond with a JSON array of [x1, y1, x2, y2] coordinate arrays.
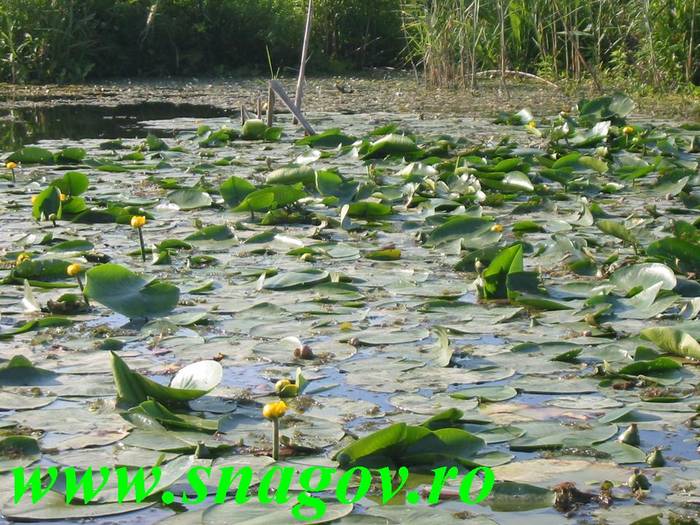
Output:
[[59, 192, 68, 202], [491, 224, 504, 233], [31, 195, 37, 204], [262, 400, 287, 420], [526, 120, 537, 129], [622, 126, 634, 135], [130, 215, 146, 229], [6, 162, 17, 170], [66, 263, 83, 277], [274, 379, 291, 393], [15, 253, 31, 265]]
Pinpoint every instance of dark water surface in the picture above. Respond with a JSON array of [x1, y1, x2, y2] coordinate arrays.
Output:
[[0, 102, 233, 150]]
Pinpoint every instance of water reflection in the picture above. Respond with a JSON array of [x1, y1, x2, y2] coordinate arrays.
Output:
[[0, 102, 233, 150]]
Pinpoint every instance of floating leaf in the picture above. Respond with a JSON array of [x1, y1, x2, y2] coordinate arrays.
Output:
[[315, 170, 358, 203], [596, 220, 637, 245], [52, 171, 89, 196], [126, 400, 219, 432], [168, 188, 213, 210], [296, 128, 356, 148], [185, 225, 235, 241], [8, 146, 54, 164], [12, 258, 71, 282], [0, 435, 41, 469], [336, 417, 484, 469], [486, 481, 555, 512], [111, 352, 222, 407], [32, 186, 62, 221], [220, 176, 255, 208], [265, 165, 315, 186], [480, 244, 523, 300], [364, 248, 401, 261], [234, 185, 306, 213], [0, 317, 73, 340], [0, 356, 59, 385], [47, 239, 94, 252], [640, 326, 700, 360], [241, 119, 268, 140], [428, 216, 493, 245], [263, 269, 330, 290], [451, 386, 518, 403], [84, 263, 180, 319], [609, 263, 677, 294], [363, 134, 418, 159], [3, 490, 153, 521], [647, 237, 700, 273], [346, 201, 392, 219]]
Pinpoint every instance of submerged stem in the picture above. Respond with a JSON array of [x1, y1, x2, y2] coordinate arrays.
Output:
[[138, 229, 146, 262], [76, 276, 90, 307], [272, 418, 280, 461]]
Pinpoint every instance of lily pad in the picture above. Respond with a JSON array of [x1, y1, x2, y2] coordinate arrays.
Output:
[[84, 263, 180, 319], [111, 352, 222, 407]]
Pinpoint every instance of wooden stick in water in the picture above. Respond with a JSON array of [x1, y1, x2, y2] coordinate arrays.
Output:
[[266, 86, 275, 127], [270, 80, 316, 136], [293, 0, 313, 125]]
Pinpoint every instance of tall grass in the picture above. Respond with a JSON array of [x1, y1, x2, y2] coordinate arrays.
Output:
[[0, 0, 695, 90], [400, 0, 699, 91], [0, 0, 96, 83]]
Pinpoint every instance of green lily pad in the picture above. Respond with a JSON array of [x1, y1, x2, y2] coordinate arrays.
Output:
[[450, 385, 518, 403], [220, 176, 255, 208], [0, 435, 41, 469], [263, 269, 330, 290], [8, 146, 54, 164], [336, 413, 485, 469], [84, 263, 180, 319], [111, 351, 222, 407], [640, 326, 700, 360], [185, 225, 235, 241], [2, 491, 154, 521], [168, 188, 213, 210], [363, 134, 418, 159]]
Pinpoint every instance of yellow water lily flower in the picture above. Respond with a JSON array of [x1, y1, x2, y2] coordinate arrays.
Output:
[[526, 120, 537, 129], [262, 400, 287, 420], [31, 195, 37, 204], [130, 215, 146, 229], [491, 224, 504, 233], [66, 263, 83, 277], [274, 379, 291, 393], [15, 253, 31, 265], [59, 192, 68, 202], [6, 162, 17, 170], [67, 263, 90, 307], [622, 126, 634, 135], [263, 400, 288, 461]]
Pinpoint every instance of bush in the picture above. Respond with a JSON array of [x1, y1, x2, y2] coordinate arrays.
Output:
[[0, 0, 405, 83], [0, 0, 97, 83]]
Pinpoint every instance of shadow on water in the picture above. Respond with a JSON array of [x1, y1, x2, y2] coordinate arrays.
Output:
[[0, 102, 234, 150]]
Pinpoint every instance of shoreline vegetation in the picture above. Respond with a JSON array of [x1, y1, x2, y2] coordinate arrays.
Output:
[[0, 0, 697, 95], [0, 75, 697, 122]]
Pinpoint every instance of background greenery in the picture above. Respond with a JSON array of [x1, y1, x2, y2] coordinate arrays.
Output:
[[0, 0, 403, 82], [401, 0, 698, 93], [0, 0, 697, 92]]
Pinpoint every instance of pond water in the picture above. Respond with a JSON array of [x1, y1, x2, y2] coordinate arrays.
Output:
[[0, 103, 234, 150], [0, 96, 698, 525]]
